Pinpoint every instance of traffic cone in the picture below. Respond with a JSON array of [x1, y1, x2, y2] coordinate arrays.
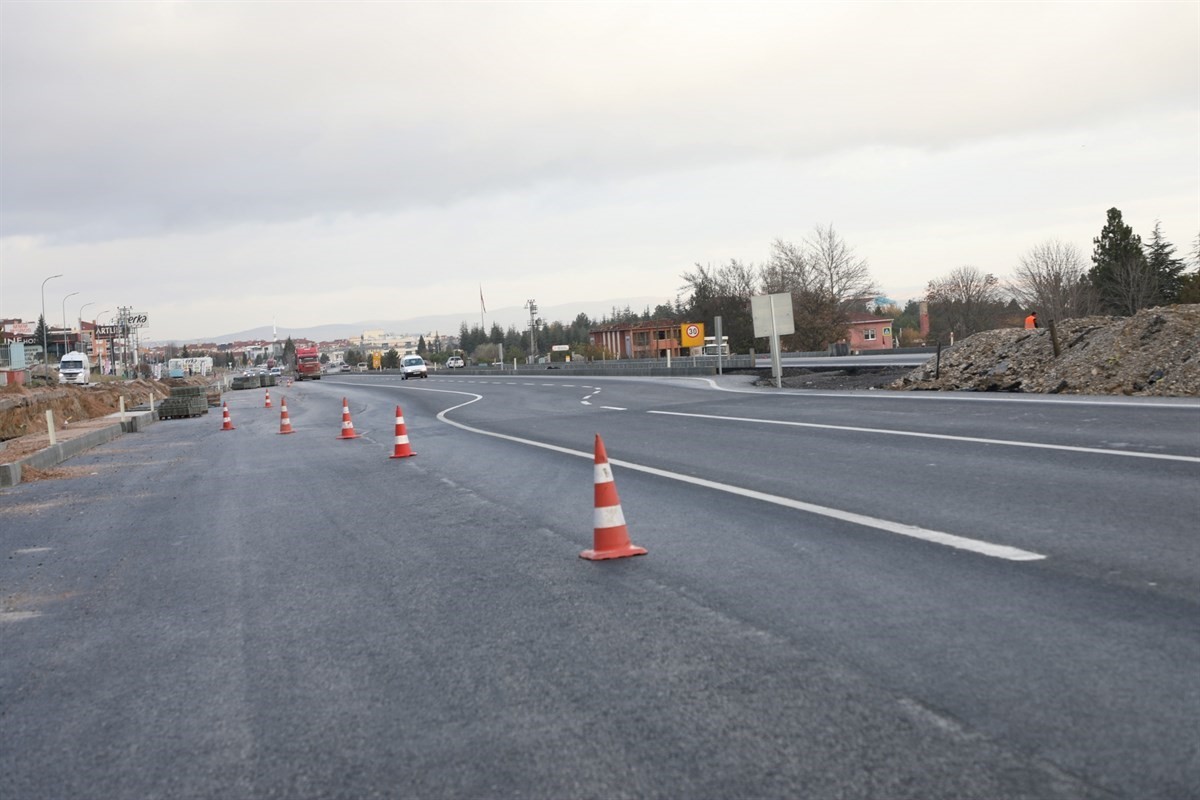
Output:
[[278, 397, 294, 434], [337, 397, 360, 439], [388, 405, 415, 458], [264, 388, 272, 408], [220, 402, 236, 431], [581, 434, 646, 560]]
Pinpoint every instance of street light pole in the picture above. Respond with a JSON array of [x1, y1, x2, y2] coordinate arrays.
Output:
[[62, 291, 79, 355], [97, 310, 111, 374], [40, 274, 63, 366], [78, 301, 95, 334], [79, 301, 95, 361]]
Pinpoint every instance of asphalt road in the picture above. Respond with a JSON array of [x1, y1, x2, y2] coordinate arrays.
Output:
[[2, 374, 1197, 799]]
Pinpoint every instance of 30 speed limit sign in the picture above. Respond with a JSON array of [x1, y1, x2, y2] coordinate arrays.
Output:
[[686, 324, 700, 339]]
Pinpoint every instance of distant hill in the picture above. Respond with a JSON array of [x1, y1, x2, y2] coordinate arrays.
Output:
[[151, 296, 672, 345]]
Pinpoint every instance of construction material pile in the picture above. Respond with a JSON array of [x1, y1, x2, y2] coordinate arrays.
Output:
[[892, 305, 1200, 396], [157, 384, 212, 419]]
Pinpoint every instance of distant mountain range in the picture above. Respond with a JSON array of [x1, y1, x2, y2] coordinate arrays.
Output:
[[153, 296, 672, 345]]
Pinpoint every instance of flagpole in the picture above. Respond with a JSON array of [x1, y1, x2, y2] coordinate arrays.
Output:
[[480, 285, 486, 332]]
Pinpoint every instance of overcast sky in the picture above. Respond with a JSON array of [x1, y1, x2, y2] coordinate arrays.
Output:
[[2, 1, 1197, 342]]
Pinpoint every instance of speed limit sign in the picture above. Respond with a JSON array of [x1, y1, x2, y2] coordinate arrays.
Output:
[[686, 324, 700, 338]]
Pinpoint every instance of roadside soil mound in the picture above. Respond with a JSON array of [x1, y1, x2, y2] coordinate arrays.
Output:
[[0, 377, 207, 442], [892, 304, 1200, 396]]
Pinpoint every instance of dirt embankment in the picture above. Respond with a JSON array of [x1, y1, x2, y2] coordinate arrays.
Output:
[[893, 305, 1200, 396], [0, 379, 175, 442]]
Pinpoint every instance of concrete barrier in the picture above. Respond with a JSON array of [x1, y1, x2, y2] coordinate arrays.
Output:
[[0, 409, 156, 487]]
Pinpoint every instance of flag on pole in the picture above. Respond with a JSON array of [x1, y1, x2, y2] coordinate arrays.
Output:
[[479, 286, 486, 314]]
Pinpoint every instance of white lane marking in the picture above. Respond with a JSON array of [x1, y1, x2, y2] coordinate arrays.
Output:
[[415, 388, 1045, 562], [0, 611, 41, 623], [14, 547, 52, 555], [686, 377, 1200, 409], [600, 406, 628, 411], [581, 401, 592, 405], [648, 410, 1200, 463]]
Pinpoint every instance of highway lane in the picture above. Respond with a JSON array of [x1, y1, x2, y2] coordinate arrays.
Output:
[[2, 374, 1197, 799], [351, 373, 1200, 791], [388, 373, 1199, 588]]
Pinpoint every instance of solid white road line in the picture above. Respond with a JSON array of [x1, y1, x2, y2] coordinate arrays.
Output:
[[418, 388, 1046, 562]]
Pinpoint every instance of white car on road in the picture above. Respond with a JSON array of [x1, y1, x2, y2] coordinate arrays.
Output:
[[401, 355, 428, 379]]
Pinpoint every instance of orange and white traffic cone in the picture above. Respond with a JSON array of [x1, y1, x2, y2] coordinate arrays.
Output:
[[337, 397, 360, 439], [220, 401, 236, 431], [278, 397, 294, 434], [264, 388, 272, 408], [581, 434, 646, 560], [388, 405, 415, 458]]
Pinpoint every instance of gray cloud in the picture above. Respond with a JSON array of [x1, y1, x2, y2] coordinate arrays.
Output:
[[2, 2, 1196, 340]]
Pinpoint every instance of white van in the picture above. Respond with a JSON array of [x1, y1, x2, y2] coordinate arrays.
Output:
[[58, 351, 92, 385], [400, 355, 428, 379]]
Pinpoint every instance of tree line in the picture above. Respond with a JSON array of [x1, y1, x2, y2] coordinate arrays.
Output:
[[678, 209, 1198, 350], [164, 208, 1197, 364], [921, 209, 1197, 342]]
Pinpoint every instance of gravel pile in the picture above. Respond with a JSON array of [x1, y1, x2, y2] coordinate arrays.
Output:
[[892, 304, 1200, 396]]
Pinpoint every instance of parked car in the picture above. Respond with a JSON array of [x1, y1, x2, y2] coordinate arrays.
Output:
[[401, 355, 428, 379], [340, 363, 351, 373], [446, 356, 465, 368], [357, 363, 368, 373]]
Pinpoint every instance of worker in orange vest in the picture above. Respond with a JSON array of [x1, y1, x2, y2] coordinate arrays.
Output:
[[1025, 311, 1039, 329]]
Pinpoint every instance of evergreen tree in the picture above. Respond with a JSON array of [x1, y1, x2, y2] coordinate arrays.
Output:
[[33, 315, 48, 358], [1143, 221, 1186, 303], [417, 335, 427, 356], [1089, 207, 1152, 314]]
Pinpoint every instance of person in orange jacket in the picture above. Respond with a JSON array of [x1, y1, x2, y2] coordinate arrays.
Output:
[[1024, 311, 1039, 329]]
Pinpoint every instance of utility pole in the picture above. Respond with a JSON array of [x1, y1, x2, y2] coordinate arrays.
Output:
[[525, 299, 538, 362]]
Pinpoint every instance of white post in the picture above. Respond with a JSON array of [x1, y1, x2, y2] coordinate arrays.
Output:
[[120, 396, 127, 422], [770, 296, 782, 389], [715, 315, 724, 376], [46, 410, 56, 446], [149, 394, 154, 413], [666, 351, 672, 369]]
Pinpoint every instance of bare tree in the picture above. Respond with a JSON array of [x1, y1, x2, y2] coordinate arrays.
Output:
[[1106, 253, 1162, 315], [1009, 239, 1099, 323], [926, 266, 1009, 340], [804, 224, 877, 302], [763, 226, 877, 350]]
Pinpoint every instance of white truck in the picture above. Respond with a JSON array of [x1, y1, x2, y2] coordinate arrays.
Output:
[[58, 351, 92, 385]]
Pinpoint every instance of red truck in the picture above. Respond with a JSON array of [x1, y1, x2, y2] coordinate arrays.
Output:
[[294, 345, 322, 380]]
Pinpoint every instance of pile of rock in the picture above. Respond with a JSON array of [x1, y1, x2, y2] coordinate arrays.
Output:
[[892, 305, 1200, 396]]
